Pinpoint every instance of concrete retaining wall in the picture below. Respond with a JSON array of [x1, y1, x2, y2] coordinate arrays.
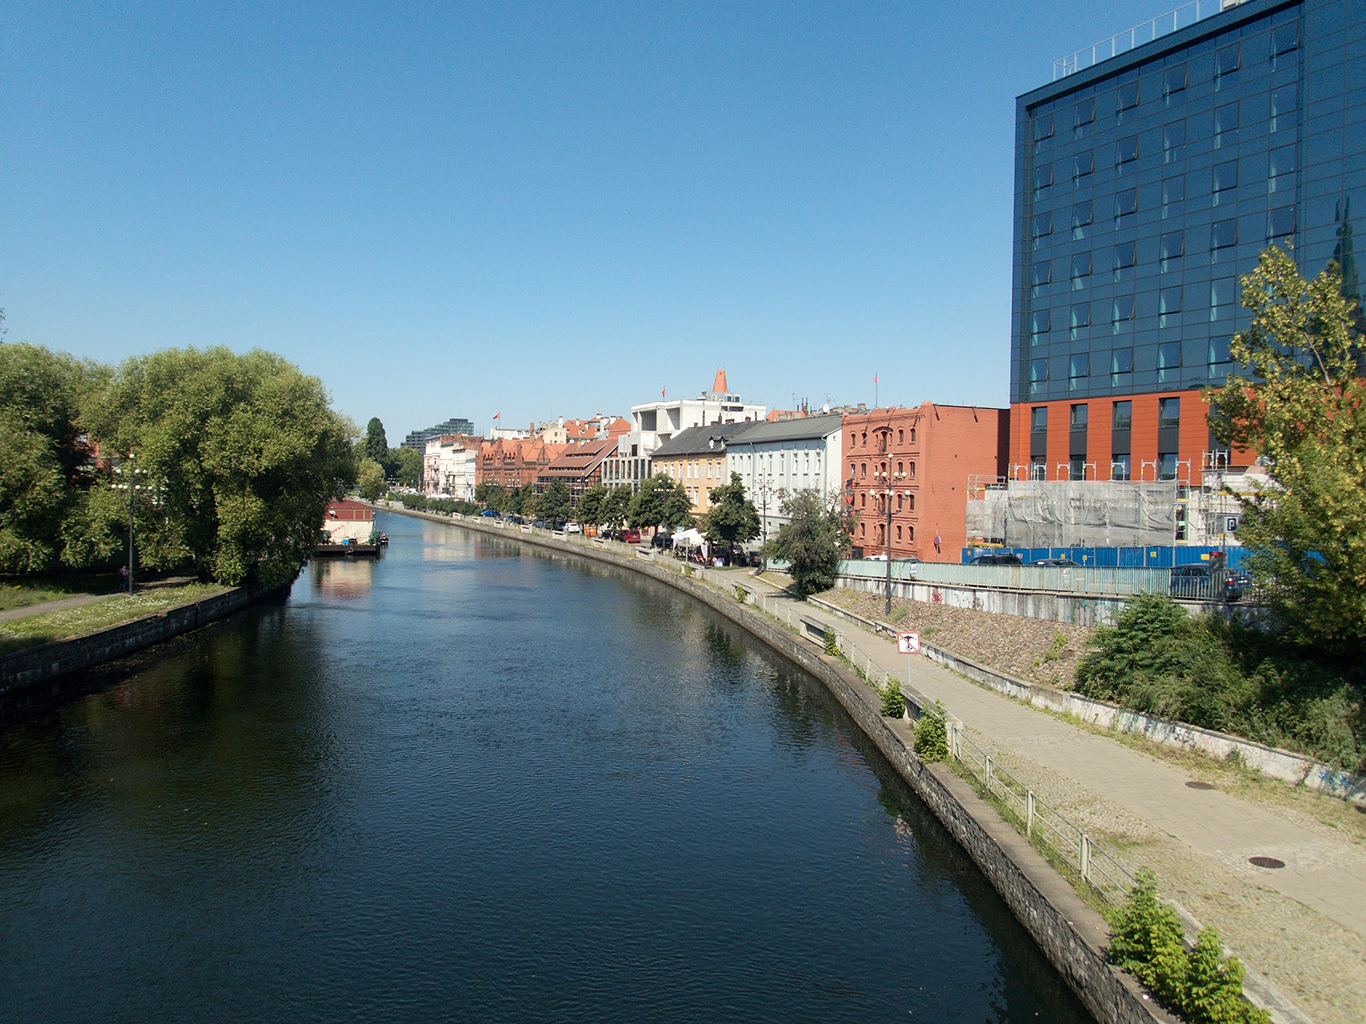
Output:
[[0, 584, 288, 696], [395, 506, 1170, 1024], [810, 594, 1366, 805]]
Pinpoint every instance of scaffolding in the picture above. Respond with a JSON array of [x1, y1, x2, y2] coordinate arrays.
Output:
[[967, 477, 1179, 548]]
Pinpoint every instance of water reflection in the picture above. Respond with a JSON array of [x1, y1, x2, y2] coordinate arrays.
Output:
[[310, 556, 375, 598]]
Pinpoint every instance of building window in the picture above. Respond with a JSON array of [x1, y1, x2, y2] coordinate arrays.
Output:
[[1270, 84, 1297, 134], [908, 462, 916, 479], [1164, 64, 1187, 104], [1271, 22, 1299, 65], [1159, 286, 1183, 328], [1070, 403, 1088, 430], [1116, 81, 1139, 118], [909, 428, 916, 444], [1069, 456, 1087, 480], [860, 462, 867, 477], [1030, 358, 1048, 395], [1214, 42, 1240, 88], [1214, 102, 1238, 148], [1071, 303, 1091, 339], [861, 492, 867, 508], [1163, 174, 1185, 213], [1208, 337, 1233, 376], [1031, 406, 1048, 433], [1031, 259, 1051, 296], [1071, 252, 1091, 289], [897, 460, 903, 476], [1212, 160, 1238, 203], [1033, 112, 1055, 141], [1160, 231, 1184, 270], [1031, 309, 1051, 336], [1164, 120, 1185, 163], [1074, 97, 1095, 131], [1073, 149, 1094, 180], [1158, 453, 1179, 481], [1269, 145, 1297, 193], [1112, 453, 1131, 481], [1159, 397, 1181, 428], [1114, 188, 1136, 219], [1210, 277, 1235, 321], [908, 494, 915, 511], [1211, 219, 1237, 252], [1113, 241, 1137, 280], [1115, 134, 1138, 167], [1268, 206, 1296, 241], [1072, 201, 1093, 240], [1159, 341, 1182, 381], [1069, 352, 1089, 388], [1033, 162, 1054, 192], [1112, 295, 1134, 332], [859, 522, 866, 538], [1112, 400, 1132, 431], [1112, 348, 1133, 384], [897, 429, 904, 444]]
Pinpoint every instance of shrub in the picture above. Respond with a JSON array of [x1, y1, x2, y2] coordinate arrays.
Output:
[[913, 705, 948, 762], [880, 680, 905, 718], [822, 627, 839, 657], [733, 584, 747, 603]]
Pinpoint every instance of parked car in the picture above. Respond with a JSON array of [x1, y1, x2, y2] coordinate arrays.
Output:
[[970, 552, 1023, 566], [622, 528, 641, 543], [479, 509, 500, 518], [566, 522, 582, 534], [865, 553, 888, 561], [1169, 564, 1245, 601], [1031, 557, 1080, 567], [651, 531, 674, 549]]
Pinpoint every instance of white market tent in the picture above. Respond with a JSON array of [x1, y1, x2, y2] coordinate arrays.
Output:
[[671, 527, 707, 554]]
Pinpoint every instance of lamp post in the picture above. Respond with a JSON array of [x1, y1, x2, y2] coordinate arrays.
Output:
[[111, 453, 144, 595], [873, 469, 910, 616]]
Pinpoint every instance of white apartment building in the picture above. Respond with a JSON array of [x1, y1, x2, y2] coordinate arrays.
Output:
[[423, 435, 478, 500], [724, 414, 844, 545]]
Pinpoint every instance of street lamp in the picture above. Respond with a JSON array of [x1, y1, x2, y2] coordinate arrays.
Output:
[[111, 453, 146, 595], [872, 468, 910, 616], [755, 478, 783, 571]]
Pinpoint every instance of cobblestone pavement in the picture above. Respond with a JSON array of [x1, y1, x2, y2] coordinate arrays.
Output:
[[725, 570, 1366, 1024]]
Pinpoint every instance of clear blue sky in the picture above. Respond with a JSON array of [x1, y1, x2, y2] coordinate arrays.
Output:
[[1, 1, 1167, 439]]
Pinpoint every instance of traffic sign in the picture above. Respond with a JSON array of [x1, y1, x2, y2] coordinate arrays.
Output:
[[896, 631, 921, 654]]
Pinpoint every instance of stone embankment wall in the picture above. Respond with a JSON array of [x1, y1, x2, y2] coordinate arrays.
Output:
[[395, 508, 1172, 1024], [0, 584, 288, 697], [810, 594, 1366, 804]]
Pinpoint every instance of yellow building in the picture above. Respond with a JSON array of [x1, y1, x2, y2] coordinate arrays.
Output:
[[649, 422, 757, 517]]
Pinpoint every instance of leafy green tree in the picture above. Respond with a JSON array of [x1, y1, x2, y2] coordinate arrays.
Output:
[[536, 480, 573, 523], [508, 483, 536, 517], [358, 458, 387, 502], [86, 347, 356, 588], [578, 484, 608, 526], [0, 343, 111, 571], [763, 489, 850, 596], [363, 417, 389, 465], [476, 481, 508, 512], [1206, 246, 1366, 653], [392, 445, 422, 489], [602, 485, 632, 531], [627, 473, 694, 531], [702, 472, 760, 549]]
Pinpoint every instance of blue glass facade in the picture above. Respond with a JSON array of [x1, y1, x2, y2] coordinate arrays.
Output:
[[1011, 0, 1365, 422]]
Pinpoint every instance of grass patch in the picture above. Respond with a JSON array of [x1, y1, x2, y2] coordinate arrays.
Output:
[[0, 583, 228, 655]]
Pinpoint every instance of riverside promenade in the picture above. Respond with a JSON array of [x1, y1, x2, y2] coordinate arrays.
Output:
[[707, 564, 1362, 1024]]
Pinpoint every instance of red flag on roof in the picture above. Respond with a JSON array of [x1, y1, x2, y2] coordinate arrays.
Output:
[[493, 411, 500, 420], [873, 373, 878, 385], [662, 386, 666, 399]]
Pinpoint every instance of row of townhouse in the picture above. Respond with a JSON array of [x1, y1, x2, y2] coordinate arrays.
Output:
[[422, 369, 1011, 562]]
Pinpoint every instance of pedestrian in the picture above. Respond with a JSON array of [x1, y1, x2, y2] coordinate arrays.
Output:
[[118, 564, 129, 592]]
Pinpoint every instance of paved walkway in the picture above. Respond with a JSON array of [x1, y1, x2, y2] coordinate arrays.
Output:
[[691, 563, 1364, 1024]]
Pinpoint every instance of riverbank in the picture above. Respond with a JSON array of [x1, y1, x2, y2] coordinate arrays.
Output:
[[0, 582, 289, 698], [386, 505, 1173, 1024]]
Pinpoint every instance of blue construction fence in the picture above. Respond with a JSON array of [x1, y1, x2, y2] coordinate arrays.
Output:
[[960, 545, 1251, 569]]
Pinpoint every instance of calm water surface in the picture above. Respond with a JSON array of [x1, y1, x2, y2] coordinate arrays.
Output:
[[0, 512, 1092, 1023]]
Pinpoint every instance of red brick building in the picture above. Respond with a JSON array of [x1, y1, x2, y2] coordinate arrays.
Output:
[[477, 437, 568, 490], [537, 438, 617, 500], [844, 403, 1008, 562]]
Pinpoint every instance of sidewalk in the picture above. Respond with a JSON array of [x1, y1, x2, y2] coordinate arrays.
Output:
[[0, 593, 117, 625], [705, 565, 1363, 1024]]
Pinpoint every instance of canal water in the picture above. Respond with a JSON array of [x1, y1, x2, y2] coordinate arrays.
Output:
[[0, 512, 1093, 1023]]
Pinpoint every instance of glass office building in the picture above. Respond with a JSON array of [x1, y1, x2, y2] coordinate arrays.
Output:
[[1009, 0, 1364, 482]]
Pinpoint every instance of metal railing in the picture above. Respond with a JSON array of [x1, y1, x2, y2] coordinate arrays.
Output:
[[1053, 0, 1235, 79]]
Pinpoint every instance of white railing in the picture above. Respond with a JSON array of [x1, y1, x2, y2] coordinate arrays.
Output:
[[1054, 0, 1236, 79]]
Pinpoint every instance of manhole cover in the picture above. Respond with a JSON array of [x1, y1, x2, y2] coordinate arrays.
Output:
[[1248, 856, 1286, 869], [1185, 780, 1216, 790]]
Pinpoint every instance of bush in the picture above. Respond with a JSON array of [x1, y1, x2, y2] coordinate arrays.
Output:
[[733, 584, 747, 603], [880, 680, 905, 718], [822, 627, 839, 657], [913, 705, 948, 762], [1107, 870, 1269, 1024]]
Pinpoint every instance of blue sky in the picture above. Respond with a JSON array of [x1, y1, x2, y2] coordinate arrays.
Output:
[[1, 1, 1168, 439]]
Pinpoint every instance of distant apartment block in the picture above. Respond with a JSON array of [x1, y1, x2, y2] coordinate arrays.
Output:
[[404, 417, 475, 453]]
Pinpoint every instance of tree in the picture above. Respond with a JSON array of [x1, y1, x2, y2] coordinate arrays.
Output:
[[536, 480, 573, 523], [508, 483, 536, 517], [1205, 246, 1366, 652], [358, 458, 387, 502], [392, 445, 422, 489], [628, 474, 694, 532], [0, 343, 112, 571], [602, 485, 632, 531], [363, 417, 389, 465], [476, 481, 508, 512], [702, 472, 760, 549], [763, 489, 850, 596], [86, 347, 356, 588], [578, 484, 608, 526]]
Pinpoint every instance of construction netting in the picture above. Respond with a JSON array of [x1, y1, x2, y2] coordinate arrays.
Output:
[[966, 480, 1179, 548]]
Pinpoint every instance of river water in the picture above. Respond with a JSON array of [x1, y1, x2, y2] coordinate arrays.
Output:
[[0, 511, 1092, 1023]]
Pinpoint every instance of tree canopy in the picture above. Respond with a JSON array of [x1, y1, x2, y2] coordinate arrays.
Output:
[[627, 474, 694, 531], [577, 484, 608, 526], [363, 418, 390, 467], [86, 347, 356, 587], [602, 485, 632, 530], [702, 472, 760, 548], [534, 480, 573, 523], [763, 489, 851, 596], [358, 458, 387, 502], [392, 446, 423, 489], [1205, 246, 1366, 652]]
